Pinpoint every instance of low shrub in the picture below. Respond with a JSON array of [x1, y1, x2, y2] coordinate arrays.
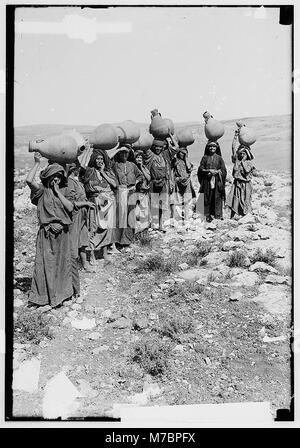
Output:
[[131, 335, 172, 377], [250, 248, 277, 267], [227, 250, 249, 268], [14, 310, 54, 345]]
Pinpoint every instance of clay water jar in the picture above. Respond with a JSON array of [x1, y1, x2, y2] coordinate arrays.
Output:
[[203, 111, 225, 141], [236, 121, 257, 146], [89, 123, 119, 150], [149, 115, 175, 139], [176, 128, 195, 147], [115, 120, 141, 145], [132, 132, 154, 150], [29, 131, 85, 163]]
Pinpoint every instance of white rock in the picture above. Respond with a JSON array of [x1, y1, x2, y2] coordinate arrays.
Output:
[[14, 298, 24, 308], [238, 214, 256, 225], [42, 371, 82, 419], [222, 241, 244, 251], [262, 335, 286, 343], [252, 285, 291, 315], [71, 317, 96, 330], [249, 262, 278, 274], [265, 275, 288, 285], [179, 263, 189, 270], [71, 304, 81, 311], [229, 291, 243, 302], [13, 358, 40, 393], [68, 310, 78, 319], [231, 271, 259, 287], [87, 331, 101, 340]]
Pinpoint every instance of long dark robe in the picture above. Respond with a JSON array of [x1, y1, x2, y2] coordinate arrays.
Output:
[[83, 166, 117, 250], [226, 155, 254, 216], [112, 161, 143, 245], [67, 176, 89, 295], [197, 154, 227, 218], [29, 184, 73, 307]]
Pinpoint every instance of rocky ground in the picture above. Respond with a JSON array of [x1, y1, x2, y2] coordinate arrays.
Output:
[[12, 167, 292, 420]]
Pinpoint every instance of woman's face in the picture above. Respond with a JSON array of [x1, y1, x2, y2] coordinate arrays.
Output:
[[95, 155, 104, 169], [135, 154, 143, 165], [119, 151, 128, 163], [49, 173, 62, 187], [208, 145, 217, 155], [238, 150, 246, 160], [153, 144, 163, 155]]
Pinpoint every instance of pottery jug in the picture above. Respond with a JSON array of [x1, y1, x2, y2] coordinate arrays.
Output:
[[132, 132, 154, 151], [89, 123, 119, 150], [149, 115, 175, 139], [176, 128, 195, 147], [29, 132, 85, 163], [203, 111, 225, 141], [115, 120, 141, 145], [236, 121, 257, 146]]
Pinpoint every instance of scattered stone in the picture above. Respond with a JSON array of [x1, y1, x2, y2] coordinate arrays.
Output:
[[111, 317, 132, 329], [101, 309, 112, 319], [229, 291, 243, 302], [76, 297, 84, 304], [252, 285, 290, 315], [238, 214, 256, 225], [92, 346, 109, 355], [151, 292, 162, 300], [71, 304, 82, 311], [133, 318, 148, 330], [249, 262, 278, 274], [12, 358, 41, 393], [87, 331, 101, 340], [262, 335, 286, 343], [173, 344, 184, 353], [205, 357, 212, 365], [149, 312, 158, 320], [222, 241, 244, 251], [206, 222, 216, 231], [179, 263, 189, 270], [71, 317, 96, 330], [231, 271, 259, 287], [265, 275, 288, 285], [38, 305, 52, 314], [14, 299, 24, 308], [14, 288, 22, 296], [68, 310, 78, 319]]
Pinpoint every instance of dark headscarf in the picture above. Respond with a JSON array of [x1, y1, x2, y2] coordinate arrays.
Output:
[[40, 163, 67, 187], [88, 149, 112, 170], [237, 145, 254, 160], [204, 140, 222, 157]]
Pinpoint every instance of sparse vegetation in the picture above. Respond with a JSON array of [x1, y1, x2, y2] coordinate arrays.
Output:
[[184, 241, 212, 266], [250, 248, 277, 267], [135, 253, 178, 274], [14, 310, 54, 345], [134, 230, 152, 247], [227, 250, 249, 268], [131, 335, 172, 377], [154, 312, 195, 343]]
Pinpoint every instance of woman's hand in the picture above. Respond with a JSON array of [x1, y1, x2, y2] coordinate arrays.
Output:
[[34, 152, 42, 163], [52, 180, 60, 195], [86, 201, 95, 209], [50, 223, 63, 234]]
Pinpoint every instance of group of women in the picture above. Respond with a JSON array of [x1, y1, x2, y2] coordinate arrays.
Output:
[[25, 126, 255, 308]]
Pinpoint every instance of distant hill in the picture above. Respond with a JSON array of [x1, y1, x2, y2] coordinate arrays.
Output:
[[14, 114, 291, 172]]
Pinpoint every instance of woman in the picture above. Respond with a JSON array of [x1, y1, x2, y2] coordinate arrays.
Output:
[[133, 150, 151, 233], [112, 146, 143, 245], [173, 146, 196, 224], [144, 136, 178, 231], [26, 153, 74, 307], [67, 162, 95, 283], [197, 140, 227, 222], [83, 150, 118, 263], [226, 130, 255, 218]]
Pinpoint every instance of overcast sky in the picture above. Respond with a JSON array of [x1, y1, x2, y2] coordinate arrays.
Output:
[[14, 6, 292, 126]]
